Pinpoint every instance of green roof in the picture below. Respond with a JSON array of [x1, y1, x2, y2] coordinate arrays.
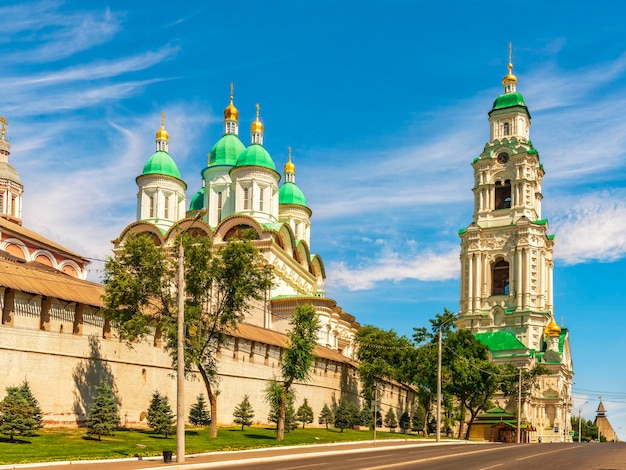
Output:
[[279, 182, 307, 206], [209, 134, 245, 166], [142, 151, 182, 179], [236, 143, 276, 170], [491, 92, 529, 113], [474, 331, 527, 352], [189, 187, 204, 211]]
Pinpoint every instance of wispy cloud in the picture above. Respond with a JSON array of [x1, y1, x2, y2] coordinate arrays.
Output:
[[0, 2, 122, 63]]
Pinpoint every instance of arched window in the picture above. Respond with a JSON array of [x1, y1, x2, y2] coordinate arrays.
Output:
[[217, 191, 223, 221], [495, 180, 512, 210], [503, 122, 510, 135], [492, 259, 510, 296]]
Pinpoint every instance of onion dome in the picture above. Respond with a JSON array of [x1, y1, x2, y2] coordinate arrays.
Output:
[[279, 182, 307, 206], [502, 62, 517, 88], [250, 103, 264, 135], [284, 157, 295, 174], [224, 83, 239, 122], [156, 113, 169, 141], [142, 151, 183, 180], [209, 134, 245, 166], [544, 316, 561, 337], [236, 144, 276, 170], [189, 187, 205, 211]]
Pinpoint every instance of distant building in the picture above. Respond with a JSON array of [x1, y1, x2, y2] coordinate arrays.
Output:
[[457, 51, 574, 442], [594, 400, 619, 442]]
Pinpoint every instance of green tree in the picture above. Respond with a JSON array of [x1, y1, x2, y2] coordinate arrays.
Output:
[[384, 408, 397, 432], [295, 398, 314, 429], [232, 395, 254, 431], [399, 410, 411, 433], [411, 405, 426, 433], [270, 304, 320, 441], [189, 393, 211, 427], [360, 404, 373, 429], [87, 382, 120, 440], [103, 231, 274, 438], [334, 400, 358, 432], [146, 390, 175, 438], [318, 403, 334, 429], [0, 385, 41, 441], [17, 381, 43, 431]]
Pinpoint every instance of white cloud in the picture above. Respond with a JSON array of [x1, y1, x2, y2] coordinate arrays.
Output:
[[551, 191, 626, 264], [326, 246, 459, 291]]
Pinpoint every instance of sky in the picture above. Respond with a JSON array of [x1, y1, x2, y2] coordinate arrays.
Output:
[[1, 0, 625, 439]]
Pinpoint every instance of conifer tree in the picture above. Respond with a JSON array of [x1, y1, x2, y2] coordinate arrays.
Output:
[[189, 393, 211, 427], [318, 403, 333, 430], [18, 381, 43, 430], [399, 410, 411, 433], [0, 386, 40, 441], [334, 400, 354, 432], [232, 394, 254, 431], [384, 408, 398, 432], [146, 391, 175, 438], [295, 398, 314, 429], [87, 382, 120, 440]]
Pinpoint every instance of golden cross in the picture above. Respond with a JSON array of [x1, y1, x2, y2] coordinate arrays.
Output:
[[0, 116, 7, 139], [230, 82, 234, 100], [161, 112, 165, 128]]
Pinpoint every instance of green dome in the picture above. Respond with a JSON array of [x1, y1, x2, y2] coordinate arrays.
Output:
[[142, 151, 182, 179], [491, 92, 530, 117], [236, 143, 276, 170], [209, 134, 245, 166], [279, 182, 307, 206], [189, 187, 205, 211]]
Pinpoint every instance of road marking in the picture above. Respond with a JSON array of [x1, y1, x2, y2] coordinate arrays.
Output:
[[480, 464, 503, 469], [283, 464, 325, 469], [358, 446, 506, 469], [515, 446, 582, 461]]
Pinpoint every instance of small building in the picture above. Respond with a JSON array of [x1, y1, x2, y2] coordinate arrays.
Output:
[[469, 407, 535, 443]]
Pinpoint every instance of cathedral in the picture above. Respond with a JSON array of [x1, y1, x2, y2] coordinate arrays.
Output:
[[458, 52, 574, 442], [116, 85, 359, 355]]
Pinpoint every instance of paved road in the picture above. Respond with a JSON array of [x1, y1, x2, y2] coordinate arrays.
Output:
[[3, 441, 626, 470]]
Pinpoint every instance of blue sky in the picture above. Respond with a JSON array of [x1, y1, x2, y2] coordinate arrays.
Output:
[[2, 0, 625, 438]]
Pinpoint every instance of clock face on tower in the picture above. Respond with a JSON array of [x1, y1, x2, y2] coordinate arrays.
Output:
[[497, 152, 509, 164]]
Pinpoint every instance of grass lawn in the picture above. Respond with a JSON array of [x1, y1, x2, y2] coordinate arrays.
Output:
[[0, 426, 424, 464]]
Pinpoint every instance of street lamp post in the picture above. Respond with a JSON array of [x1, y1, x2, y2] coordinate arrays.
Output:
[[578, 401, 587, 443], [176, 208, 207, 463]]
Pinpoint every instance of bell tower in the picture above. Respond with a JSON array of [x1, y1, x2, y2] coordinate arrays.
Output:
[[457, 47, 554, 353]]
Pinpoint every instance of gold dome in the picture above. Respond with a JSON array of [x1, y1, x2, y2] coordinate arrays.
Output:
[[224, 83, 239, 121], [284, 147, 295, 173], [250, 103, 264, 134], [544, 316, 561, 337], [156, 112, 169, 141], [502, 44, 518, 86]]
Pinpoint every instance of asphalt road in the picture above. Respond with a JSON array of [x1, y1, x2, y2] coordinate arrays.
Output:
[[4, 441, 625, 470]]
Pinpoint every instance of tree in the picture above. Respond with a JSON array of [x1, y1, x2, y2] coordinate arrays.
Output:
[[0, 385, 42, 442], [399, 410, 411, 433], [411, 406, 426, 433], [271, 304, 320, 441], [189, 394, 211, 427], [296, 398, 314, 429], [360, 404, 373, 429], [17, 381, 43, 431], [318, 404, 334, 429], [384, 408, 397, 432], [87, 382, 119, 440], [232, 395, 254, 431], [334, 400, 358, 432], [103, 231, 274, 438], [146, 390, 175, 438]]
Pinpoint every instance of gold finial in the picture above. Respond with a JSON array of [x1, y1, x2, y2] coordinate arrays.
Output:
[[255, 103, 260, 118], [284, 146, 295, 174], [1, 116, 7, 140], [224, 83, 239, 121], [251, 103, 264, 135], [508, 42, 513, 72], [502, 42, 517, 88], [156, 112, 169, 141]]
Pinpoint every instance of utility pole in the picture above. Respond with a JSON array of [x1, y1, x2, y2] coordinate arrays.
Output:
[[176, 208, 207, 463], [436, 326, 442, 442]]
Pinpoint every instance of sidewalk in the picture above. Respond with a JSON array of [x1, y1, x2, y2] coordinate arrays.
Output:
[[0, 439, 467, 470]]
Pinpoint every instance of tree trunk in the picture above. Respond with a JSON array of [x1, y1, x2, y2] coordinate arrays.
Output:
[[198, 364, 218, 438], [277, 394, 286, 441]]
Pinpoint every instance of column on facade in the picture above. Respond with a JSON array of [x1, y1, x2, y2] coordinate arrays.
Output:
[[515, 247, 523, 311], [473, 252, 481, 312], [548, 262, 554, 313], [467, 253, 474, 314], [538, 251, 545, 310]]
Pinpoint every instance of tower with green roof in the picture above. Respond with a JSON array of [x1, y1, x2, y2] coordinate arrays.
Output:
[[279, 147, 312, 245], [229, 104, 281, 225], [457, 47, 573, 442], [199, 84, 246, 227], [135, 114, 187, 233]]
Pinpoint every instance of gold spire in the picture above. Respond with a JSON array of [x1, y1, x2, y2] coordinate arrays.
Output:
[[284, 146, 295, 173], [502, 42, 518, 88], [224, 83, 239, 121], [250, 103, 264, 135], [156, 112, 169, 141], [0, 116, 7, 140], [544, 316, 561, 337]]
